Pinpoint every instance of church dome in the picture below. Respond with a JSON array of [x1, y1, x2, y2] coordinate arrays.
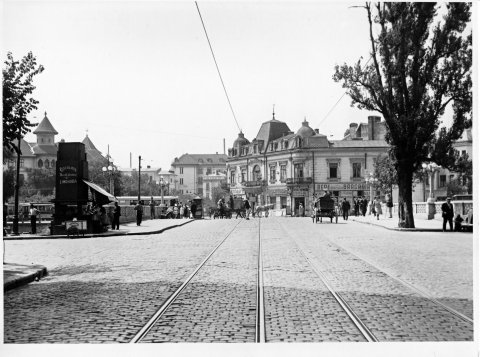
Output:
[[233, 131, 250, 147], [296, 119, 316, 138]]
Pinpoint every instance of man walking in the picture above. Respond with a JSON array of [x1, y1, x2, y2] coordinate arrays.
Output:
[[441, 197, 454, 232], [244, 198, 251, 220], [29, 203, 39, 234], [112, 202, 121, 230], [134, 201, 143, 226], [341, 198, 351, 220]]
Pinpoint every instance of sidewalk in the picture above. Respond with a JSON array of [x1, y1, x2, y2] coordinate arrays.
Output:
[[349, 213, 447, 232], [3, 218, 193, 291]]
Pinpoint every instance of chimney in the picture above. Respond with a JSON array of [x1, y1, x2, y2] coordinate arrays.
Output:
[[314, 129, 319, 134], [368, 116, 380, 140], [349, 123, 358, 139]]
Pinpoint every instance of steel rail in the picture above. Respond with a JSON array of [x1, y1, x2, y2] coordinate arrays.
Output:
[[282, 224, 378, 342], [130, 220, 243, 343], [255, 216, 266, 343], [334, 247, 474, 325]]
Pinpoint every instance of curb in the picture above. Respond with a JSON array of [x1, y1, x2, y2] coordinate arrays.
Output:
[[2, 219, 194, 240], [350, 218, 443, 232], [4, 264, 48, 292]]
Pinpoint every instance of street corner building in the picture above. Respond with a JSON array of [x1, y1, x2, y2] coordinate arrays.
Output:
[[226, 113, 391, 216]]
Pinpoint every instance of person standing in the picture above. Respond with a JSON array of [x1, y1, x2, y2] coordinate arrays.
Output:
[[354, 198, 359, 217], [441, 197, 454, 232], [149, 197, 156, 219], [341, 198, 351, 220], [29, 203, 39, 234], [244, 199, 251, 220], [112, 202, 121, 230], [374, 197, 383, 220], [298, 203, 304, 217], [386, 193, 393, 218], [190, 202, 197, 219], [134, 201, 143, 226]]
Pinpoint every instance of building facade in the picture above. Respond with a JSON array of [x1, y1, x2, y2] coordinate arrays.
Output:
[[227, 113, 390, 215], [170, 153, 228, 197]]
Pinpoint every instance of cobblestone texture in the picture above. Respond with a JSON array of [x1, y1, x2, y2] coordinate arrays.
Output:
[[279, 218, 473, 341], [140, 221, 258, 342]]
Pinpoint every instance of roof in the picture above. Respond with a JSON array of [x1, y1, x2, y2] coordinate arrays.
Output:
[[31, 144, 58, 155], [172, 153, 228, 166], [233, 131, 250, 147], [296, 119, 316, 138], [254, 117, 291, 144], [82, 135, 100, 152], [330, 140, 389, 148], [82, 135, 106, 163], [33, 112, 58, 135]]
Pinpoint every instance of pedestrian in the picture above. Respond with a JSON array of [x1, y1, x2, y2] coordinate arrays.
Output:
[[341, 198, 351, 220], [149, 197, 156, 219], [441, 197, 454, 232], [244, 199, 251, 220], [29, 203, 39, 234], [386, 193, 393, 218], [360, 198, 367, 217], [374, 197, 383, 220], [91, 203, 101, 232], [454, 214, 464, 232], [354, 198, 359, 217], [183, 204, 189, 218], [299, 203, 304, 217], [112, 202, 121, 230], [134, 201, 143, 226], [179, 204, 185, 218], [190, 202, 197, 219]]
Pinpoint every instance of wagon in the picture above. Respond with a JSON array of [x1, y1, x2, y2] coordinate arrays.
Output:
[[313, 194, 338, 223]]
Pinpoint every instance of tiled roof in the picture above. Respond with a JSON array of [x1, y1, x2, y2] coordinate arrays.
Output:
[[255, 118, 291, 143], [33, 113, 58, 135], [82, 135, 100, 152], [172, 153, 228, 166], [31, 144, 58, 155], [330, 139, 388, 148], [19, 139, 35, 156]]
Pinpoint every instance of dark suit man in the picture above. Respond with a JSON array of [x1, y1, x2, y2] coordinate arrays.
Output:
[[441, 197, 454, 232]]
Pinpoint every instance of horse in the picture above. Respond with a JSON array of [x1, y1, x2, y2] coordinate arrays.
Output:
[[254, 204, 274, 218]]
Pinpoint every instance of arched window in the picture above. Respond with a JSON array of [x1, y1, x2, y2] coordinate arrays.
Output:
[[253, 165, 262, 181], [45, 159, 50, 168], [38, 159, 43, 168]]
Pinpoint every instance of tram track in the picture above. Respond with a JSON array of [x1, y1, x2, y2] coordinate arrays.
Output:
[[130, 218, 265, 343]]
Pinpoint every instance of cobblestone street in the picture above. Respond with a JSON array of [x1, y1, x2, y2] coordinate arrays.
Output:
[[4, 217, 473, 344]]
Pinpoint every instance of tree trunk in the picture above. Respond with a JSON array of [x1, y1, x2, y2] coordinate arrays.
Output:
[[397, 166, 415, 228]]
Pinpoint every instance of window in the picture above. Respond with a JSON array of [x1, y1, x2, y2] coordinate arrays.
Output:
[[252, 165, 262, 181], [180, 178, 184, 185], [284, 141, 289, 149], [280, 196, 287, 209], [206, 183, 210, 192], [280, 165, 287, 181], [439, 175, 446, 188], [461, 150, 466, 156], [269, 166, 276, 182], [352, 162, 361, 178], [230, 170, 236, 185], [45, 159, 50, 169], [38, 159, 43, 168], [294, 163, 304, 178], [329, 163, 338, 179], [206, 167, 212, 174], [180, 167, 184, 174], [241, 169, 246, 183], [20, 159, 24, 167], [197, 188, 203, 195]]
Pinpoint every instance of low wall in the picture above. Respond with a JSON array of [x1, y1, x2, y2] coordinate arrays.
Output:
[[392, 200, 473, 217]]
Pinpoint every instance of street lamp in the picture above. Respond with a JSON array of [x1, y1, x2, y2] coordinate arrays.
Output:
[[102, 164, 116, 195], [421, 162, 439, 203], [364, 171, 378, 202]]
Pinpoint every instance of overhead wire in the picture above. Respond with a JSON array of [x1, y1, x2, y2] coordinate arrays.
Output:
[[195, 2, 242, 133]]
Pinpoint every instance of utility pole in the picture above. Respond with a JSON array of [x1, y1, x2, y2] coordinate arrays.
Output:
[[138, 156, 142, 202]]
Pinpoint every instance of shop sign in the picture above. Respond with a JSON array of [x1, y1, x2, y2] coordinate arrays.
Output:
[[230, 188, 245, 195], [293, 188, 309, 197], [59, 165, 78, 185], [267, 188, 288, 196], [315, 182, 367, 191]]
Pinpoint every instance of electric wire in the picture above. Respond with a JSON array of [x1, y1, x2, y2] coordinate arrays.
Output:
[[195, 2, 242, 133]]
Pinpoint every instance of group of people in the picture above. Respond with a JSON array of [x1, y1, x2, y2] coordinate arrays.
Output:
[[85, 201, 112, 232]]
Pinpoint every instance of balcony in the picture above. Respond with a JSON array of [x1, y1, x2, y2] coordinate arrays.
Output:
[[286, 177, 313, 185], [243, 180, 267, 187]]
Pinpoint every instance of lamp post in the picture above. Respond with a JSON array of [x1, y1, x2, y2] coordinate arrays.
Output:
[[101, 165, 116, 195], [422, 162, 439, 220], [365, 171, 378, 215]]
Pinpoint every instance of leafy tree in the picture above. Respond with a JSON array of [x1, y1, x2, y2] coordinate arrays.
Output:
[[333, 3, 471, 227], [373, 154, 397, 194], [118, 172, 158, 197], [29, 168, 56, 195], [3, 52, 44, 154], [3, 167, 15, 203]]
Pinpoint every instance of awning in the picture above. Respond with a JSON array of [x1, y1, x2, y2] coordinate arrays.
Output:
[[83, 180, 117, 204]]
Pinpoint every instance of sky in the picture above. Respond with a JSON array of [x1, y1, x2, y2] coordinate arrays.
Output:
[[2, 1, 464, 171]]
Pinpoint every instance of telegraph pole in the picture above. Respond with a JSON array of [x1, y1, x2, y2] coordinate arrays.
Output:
[[138, 156, 142, 203]]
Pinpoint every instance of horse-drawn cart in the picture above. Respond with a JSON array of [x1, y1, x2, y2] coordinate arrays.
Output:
[[313, 194, 338, 223]]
